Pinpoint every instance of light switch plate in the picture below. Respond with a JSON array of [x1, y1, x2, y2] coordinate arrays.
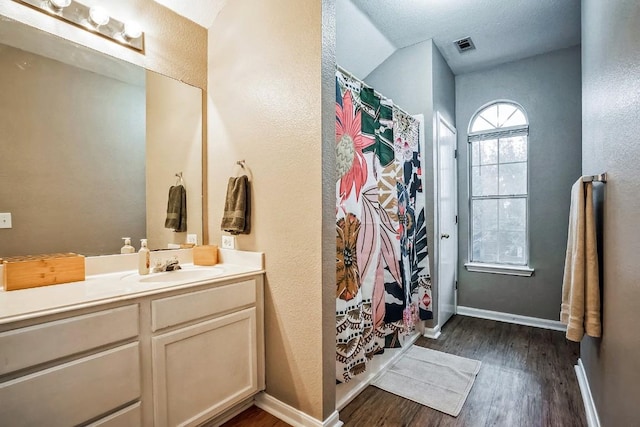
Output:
[[186, 234, 198, 245], [0, 213, 11, 229], [221, 235, 236, 249]]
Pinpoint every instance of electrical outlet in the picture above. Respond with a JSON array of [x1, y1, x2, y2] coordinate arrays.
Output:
[[0, 213, 12, 229], [186, 234, 198, 245], [221, 235, 236, 249]]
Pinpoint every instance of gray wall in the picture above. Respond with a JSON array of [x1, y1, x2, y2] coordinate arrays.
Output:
[[455, 46, 582, 320], [366, 40, 433, 121], [365, 40, 456, 326], [0, 45, 146, 257], [581, 0, 640, 424], [432, 46, 456, 128]]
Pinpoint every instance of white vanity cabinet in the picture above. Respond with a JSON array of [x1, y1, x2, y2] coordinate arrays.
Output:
[[150, 278, 264, 427], [0, 273, 265, 427]]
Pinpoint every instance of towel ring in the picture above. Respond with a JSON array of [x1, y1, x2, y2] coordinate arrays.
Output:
[[234, 160, 252, 180], [175, 172, 184, 186]]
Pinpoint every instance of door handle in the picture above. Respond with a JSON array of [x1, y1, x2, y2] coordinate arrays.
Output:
[[440, 233, 450, 239]]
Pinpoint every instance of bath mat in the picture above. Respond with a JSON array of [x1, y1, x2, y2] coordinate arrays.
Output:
[[372, 346, 481, 417]]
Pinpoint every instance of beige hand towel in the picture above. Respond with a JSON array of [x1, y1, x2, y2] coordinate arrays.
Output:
[[221, 175, 250, 235], [560, 178, 601, 342]]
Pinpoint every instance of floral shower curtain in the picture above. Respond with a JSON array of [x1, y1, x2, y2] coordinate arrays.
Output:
[[336, 69, 433, 383]]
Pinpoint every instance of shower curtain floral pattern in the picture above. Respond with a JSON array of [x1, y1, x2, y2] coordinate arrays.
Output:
[[336, 69, 433, 383]]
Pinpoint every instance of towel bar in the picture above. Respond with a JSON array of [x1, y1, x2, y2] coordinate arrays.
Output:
[[582, 173, 607, 183]]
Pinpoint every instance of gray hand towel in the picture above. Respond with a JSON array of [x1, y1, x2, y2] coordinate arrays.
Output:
[[165, 185, 187, 232], [221, 176, 250, 235]]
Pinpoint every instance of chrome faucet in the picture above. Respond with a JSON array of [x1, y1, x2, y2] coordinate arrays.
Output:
[[152, 256, 182, 273]]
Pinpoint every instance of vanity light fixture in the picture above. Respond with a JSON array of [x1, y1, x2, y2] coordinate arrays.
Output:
[[13, 0, 145, 52], [122, 22, 143, 40], [48, 0, 71, 10], [88, 7, 110, 27]]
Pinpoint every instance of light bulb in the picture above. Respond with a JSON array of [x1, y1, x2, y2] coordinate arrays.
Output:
[[49, 0, 71, 9], [89, 7, 110, 26], [123, 22, 142, 39]]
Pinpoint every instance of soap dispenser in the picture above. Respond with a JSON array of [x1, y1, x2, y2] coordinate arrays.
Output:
[[138, 239, 150, 275], [121, 237, 135, 254]]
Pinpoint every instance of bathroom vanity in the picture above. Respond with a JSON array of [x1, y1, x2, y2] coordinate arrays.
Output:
[[0, 250, 265, 427]]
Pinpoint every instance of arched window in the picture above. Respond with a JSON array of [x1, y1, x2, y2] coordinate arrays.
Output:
[[468, 101, 529, 268]]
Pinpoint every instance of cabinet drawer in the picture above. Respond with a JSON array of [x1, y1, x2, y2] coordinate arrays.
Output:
[[0, 304, 139, 375], [152, 279, 255, 331], [87, 402, 141, 427], [0, 342, 141, 427]]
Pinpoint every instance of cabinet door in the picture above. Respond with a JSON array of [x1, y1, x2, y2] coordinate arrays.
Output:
[[152, 308, 257, 427]]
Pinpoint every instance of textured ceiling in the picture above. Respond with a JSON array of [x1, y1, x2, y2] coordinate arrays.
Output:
[[152, 0, 227, 28], [154, 0, 581, 75], [349, 0, 581, 75]]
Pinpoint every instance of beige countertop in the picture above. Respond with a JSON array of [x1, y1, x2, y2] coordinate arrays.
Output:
[[0, 249, 264, 325]]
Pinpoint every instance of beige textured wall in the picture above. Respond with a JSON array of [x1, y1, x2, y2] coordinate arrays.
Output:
[[208, 0, 336, 420], [146, 70, 203, 249], [0, 0, 206, 88]]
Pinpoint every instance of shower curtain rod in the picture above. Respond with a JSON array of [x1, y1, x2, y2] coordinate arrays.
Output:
[[582, 173, 607, 183], [336, 65, 414, 119]]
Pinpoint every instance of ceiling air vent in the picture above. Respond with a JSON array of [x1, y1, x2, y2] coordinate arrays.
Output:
[[454, 37, 476, 53]]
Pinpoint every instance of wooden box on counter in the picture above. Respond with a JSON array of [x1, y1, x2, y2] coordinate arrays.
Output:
[[193, 245, 218, 266], [2, 253, 85, 291]]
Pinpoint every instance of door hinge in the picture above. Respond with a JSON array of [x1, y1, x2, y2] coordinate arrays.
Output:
[[454, 149, 458, 159], [455, 280, 458, 290], [455, 215, 458, 224]]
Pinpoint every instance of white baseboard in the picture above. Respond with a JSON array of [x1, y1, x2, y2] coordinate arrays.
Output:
[[423, 324, 441, 339], [336, 331, 420, 410], [456, 306, 567, 331], [575, 358, 601, 427], [255, 392, 343, 427]]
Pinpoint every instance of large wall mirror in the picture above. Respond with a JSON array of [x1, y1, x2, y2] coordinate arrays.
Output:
[[0, 15, 204, 257]]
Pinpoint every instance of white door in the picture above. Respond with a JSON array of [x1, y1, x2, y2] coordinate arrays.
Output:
[[436, 113, 458, 327]]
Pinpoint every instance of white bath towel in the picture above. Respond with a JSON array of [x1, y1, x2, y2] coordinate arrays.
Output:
[[560, 178, 601, 341]]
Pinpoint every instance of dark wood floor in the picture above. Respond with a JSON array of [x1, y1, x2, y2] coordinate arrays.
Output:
[[221, 404, 290, 427], [223, 315, 586, 427], [341, 315, 585, 426]]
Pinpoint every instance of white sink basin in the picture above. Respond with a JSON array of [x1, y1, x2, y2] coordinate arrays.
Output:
[[121, 266, 224, 284]]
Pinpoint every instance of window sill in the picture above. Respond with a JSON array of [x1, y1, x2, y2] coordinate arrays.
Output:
[[464, 262, 534, 277]]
